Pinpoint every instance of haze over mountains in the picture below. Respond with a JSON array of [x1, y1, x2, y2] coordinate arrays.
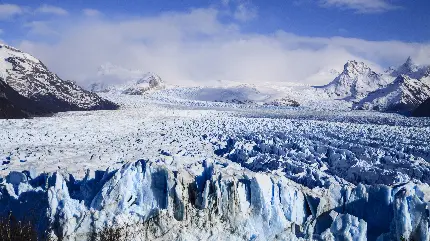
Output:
[[1, 42, 430, 241], [1, 43, 430, 119], [88, 63, 165, 94]]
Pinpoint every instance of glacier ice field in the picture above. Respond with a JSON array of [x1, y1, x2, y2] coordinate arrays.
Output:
[[0, 92, 430, 241]]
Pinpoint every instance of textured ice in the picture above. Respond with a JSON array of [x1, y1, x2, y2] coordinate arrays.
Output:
[[1, 87, 430, 240], [1, 159, 430, 241]]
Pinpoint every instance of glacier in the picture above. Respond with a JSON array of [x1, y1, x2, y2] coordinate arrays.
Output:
[[1, 159, 429, 241], [1, 77, 430, 240]]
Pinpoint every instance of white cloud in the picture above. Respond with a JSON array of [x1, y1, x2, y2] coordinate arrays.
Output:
[[17, 8, 430, 87], [0, 4, 24, 19], [24, 21, 58, 36], [36, 4, 68, 16], [83, 9, 102, 17], [320, 0, 400, 13], [221, 0, 258, 21], [233, 2, 258, 21]]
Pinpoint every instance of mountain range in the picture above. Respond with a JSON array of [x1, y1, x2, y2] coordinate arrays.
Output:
[[320, 57, 430, 112], [1, 44, 430, 119]]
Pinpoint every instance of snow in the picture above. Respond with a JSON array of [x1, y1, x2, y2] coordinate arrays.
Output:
[[1, 86, 430, 240], [2, 46, 430, 240], [356, 75, 430, 111], [320, 61, 392, 100]]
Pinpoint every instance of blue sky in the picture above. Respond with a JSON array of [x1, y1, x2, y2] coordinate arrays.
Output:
[[0, 0, 429, 84]]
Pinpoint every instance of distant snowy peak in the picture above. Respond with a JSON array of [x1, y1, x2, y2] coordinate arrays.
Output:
[[0, 44, 118, 114], [90, 64, 165, 95], [122, 72, 165, 95], [388, 57, 430, 80], [355, 75, 430, 112], [322, 60, 389, 100]]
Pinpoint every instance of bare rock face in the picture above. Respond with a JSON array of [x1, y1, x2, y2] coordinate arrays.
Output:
[[413, 98, 430, 117], [0, 44, 118, 116], [0, 79, 29, 118]]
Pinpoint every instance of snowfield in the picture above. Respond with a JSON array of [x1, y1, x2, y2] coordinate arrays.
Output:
[[1, 88, 430, 241]]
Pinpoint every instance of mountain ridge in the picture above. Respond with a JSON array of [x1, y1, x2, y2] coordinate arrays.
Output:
[[0, 44, 118, 118]]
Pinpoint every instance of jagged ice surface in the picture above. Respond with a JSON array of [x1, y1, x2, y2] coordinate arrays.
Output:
[[1, 92, 430, 240]]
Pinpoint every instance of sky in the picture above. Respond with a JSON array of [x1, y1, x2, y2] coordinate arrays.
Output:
[[0, 0, 429, 85]]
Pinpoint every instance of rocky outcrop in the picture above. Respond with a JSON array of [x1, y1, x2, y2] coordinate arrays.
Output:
[[412, 98, 430, 117]]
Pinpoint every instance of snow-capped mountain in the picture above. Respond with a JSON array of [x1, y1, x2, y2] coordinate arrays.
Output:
[[88, 63, 165, 95], [352, 58, 430, 112], [0, 44, 118, 114], [354, 74, 430, 111], [387, 57, 430, 80], [320, 60, 391, 100]]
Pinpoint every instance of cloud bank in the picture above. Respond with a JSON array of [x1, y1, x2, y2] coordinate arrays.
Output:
[[10, 7, 429, 86], [0, 4, 24, 19], [319, 0, 400, 13], [35, 4, 69, 16]]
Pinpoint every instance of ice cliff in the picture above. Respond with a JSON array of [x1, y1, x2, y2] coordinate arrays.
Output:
[[0, 159, 429, 241]]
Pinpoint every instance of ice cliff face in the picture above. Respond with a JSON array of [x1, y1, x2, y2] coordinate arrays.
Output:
[[0, 159, 429, 241], [0, 44, 118, 113], [321, 61, 390, 100]]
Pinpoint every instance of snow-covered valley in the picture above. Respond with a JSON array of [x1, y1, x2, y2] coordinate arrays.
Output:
[[1, 90, 430, 240]]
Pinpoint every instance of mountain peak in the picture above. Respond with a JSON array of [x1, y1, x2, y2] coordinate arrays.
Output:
[[89, 65, 165, 95], [405, 56, 415, 66], [342, 60, 372, 77], [389, 57, 421, 78], [402, 56, 418, 70], [322, 60, 388, 99]]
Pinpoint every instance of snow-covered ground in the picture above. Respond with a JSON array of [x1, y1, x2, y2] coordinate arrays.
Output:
[[1, 88, 430, 240]]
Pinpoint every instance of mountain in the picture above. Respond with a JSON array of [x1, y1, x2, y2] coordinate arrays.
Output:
[[0, 78, 53, 118], [320, 60, 391, 100], [88, 63, 165, 95], [0, 79, 28, 118], [412, 97, 430, 117], [0, 44, 118, 115], [354, 75, 430, 112], [387, 57, 430, 80]]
